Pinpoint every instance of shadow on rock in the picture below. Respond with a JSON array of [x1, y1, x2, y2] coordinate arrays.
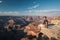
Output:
[[50, 37, 58, 40], [38, 32, 49, 40]]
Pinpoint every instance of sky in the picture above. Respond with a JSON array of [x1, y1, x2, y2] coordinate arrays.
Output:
[[0, 0, 60, 16]]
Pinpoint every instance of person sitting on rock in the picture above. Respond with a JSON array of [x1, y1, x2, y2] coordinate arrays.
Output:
[[43, 16, 48, 28], [38, 16, 48, 28]]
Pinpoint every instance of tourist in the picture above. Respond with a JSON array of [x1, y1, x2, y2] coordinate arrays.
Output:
[[43, 16, 48, 28]]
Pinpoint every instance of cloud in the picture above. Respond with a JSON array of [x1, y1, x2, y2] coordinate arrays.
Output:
[[0, 1, 2, 3], [26, 9, 60, 16], [28, 4, 40, 9], [0, 11, 21, 16], [0, 9, 60, 16], [33, 4, 39, 8]]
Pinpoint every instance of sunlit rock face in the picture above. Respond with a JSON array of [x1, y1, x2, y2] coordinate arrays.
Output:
[[50, 16, 60, 25], [24, 23, 41, 37]]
